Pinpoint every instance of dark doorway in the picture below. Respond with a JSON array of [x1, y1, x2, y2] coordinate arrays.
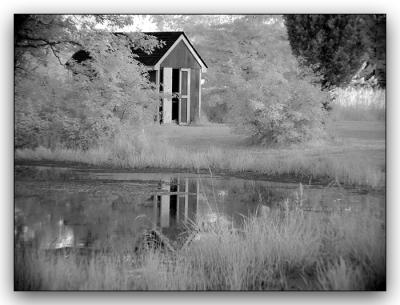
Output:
[[172, 98, 179, 122], [169, 178, 178, 226], [172, 69, 180, 123], [172, 69, 180, 93]]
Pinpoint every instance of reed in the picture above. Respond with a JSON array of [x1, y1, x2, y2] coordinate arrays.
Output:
[[331, 87, 385, 121], [15, 138, 385, 189], [15, 197, 385, 291]]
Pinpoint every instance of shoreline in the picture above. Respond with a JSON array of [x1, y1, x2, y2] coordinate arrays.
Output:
[[14, 159, 385, 193]]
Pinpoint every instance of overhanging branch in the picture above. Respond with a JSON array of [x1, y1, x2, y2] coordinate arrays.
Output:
[[16, 34, 83, 48], [16, 35, 84, 67], [48, 44, 64, 66]]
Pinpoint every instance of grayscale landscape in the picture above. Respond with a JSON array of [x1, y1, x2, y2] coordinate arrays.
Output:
[[14, 14, 386, 291]]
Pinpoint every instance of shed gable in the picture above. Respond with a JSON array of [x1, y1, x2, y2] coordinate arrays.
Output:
[[133, 32, 207, 72], [159, 40, 201, 69]]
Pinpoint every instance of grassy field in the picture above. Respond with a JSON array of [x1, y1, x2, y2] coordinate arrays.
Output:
[[330, 88, 385, 121], [149, 120, 384, 164], [14, 121, 386, 290], [15, 120, 385, 189], [15, 196, 385, 290]]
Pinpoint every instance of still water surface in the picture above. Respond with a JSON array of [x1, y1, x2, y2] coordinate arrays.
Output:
[[15, 165, 384, 252]]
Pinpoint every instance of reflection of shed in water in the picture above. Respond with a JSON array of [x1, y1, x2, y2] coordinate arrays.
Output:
[[145, 176, 229, 248], [151, 176, 232, 234], [140, 176, 235, 251], [154, 177, 200, 230]]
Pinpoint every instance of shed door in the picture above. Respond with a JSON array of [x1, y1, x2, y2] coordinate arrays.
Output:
[[163, 68, 173, 124], [179, 69, 190, 124]]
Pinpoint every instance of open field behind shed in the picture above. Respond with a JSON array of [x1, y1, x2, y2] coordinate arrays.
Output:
[[149, 120, 385, 172], [16, 120, 386, 189]]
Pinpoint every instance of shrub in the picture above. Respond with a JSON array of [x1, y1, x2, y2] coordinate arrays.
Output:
[[15, 62, 157, 150], [191, 17, 331, 145], [233, 73, 329, 145], [15, 24, 160, 151]]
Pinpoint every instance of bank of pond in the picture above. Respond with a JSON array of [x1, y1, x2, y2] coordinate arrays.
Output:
[[14, 165, 385, 290]]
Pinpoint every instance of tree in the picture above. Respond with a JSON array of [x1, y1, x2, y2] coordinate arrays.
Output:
[[283, 14, 386, 88], [15, 15, 161, 149], [223, 17, 328, 144], [151, 15, 328, 144]]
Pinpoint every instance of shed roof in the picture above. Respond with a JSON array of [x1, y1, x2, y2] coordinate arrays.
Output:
[[133, 32, 208, 69]]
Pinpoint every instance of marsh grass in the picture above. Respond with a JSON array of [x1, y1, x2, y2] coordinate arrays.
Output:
[[15, 197, 385, 291], [331, 88, 385, 121], [15, 133, 384, 189]]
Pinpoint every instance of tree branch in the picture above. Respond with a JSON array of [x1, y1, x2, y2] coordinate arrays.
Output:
[[48, 44, 64, 66], [16, 42, 51, 48], [16, 35, 84, 67], [16, 34, 83, 48]]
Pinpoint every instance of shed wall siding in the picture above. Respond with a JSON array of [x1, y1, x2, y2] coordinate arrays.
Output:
[[190, 68, 200, 122], [160, 41, 201, 69]]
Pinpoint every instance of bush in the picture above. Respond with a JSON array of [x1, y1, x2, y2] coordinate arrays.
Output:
[[15, 78, 123, 150], [233, 72, 329, 145], [187, 16, 330, 145], [15, 43, 158, 150]]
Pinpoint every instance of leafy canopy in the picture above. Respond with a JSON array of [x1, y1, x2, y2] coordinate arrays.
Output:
[[283, 14, 386, 88], [152, 15, 328, 144], [15, 15, 161, 149]]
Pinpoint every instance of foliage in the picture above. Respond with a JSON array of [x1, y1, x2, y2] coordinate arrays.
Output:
[[284, 14, 386, 88], [234, 77, 329, 144], [151, 15, 329, 144], [15, 15, 161, 149]]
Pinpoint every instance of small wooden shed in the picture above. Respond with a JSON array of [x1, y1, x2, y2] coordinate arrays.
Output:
[[134, 32, 208, 124]]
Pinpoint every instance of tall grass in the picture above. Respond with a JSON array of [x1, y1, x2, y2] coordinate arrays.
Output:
[[331, 88, 385, 121], [15, 198, 385, 290], [15, 135, 385, 189]]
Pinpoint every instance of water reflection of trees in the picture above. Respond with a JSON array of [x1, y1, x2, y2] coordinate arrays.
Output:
[[15, 176, 285, 251], [15, 173, 379, 254]]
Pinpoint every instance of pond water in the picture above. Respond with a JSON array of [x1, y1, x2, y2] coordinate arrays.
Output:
[[14, 165, 384, 252]]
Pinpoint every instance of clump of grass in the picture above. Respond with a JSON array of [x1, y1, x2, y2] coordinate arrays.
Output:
[[15, 198, 385, 290], [331, 87, 385, 121], [317, 257, 366, 290], [15, 249, 136, 290], [15, 138, 385, 189]]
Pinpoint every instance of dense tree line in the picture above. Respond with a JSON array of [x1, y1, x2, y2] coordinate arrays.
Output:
[[284, 14, 386, 88], [17, 15, 374, 148]]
